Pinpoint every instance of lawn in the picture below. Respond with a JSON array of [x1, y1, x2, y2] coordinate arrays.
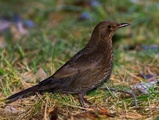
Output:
[[0, 0, 159, 119]]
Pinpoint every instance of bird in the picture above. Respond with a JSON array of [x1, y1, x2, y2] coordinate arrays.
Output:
[[6, 21, 130, 108]]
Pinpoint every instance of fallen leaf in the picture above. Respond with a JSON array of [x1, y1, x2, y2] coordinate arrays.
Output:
[[0, 19, 11, 32], [133, 73, 159, 94], [5, 106, 18, 114], [125, 112, 143, 119], [0, 36, 6, 48], [35, 67, 47, 81], [133, 79, 159, 94], [67, 108, 116, 120], [49, 107, 58, 120], [99, 107, 116, 117], [139, 73, 157, 82]]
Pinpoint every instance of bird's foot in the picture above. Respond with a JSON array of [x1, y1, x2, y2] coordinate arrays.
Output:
[[100, 87, 138, 108], [83, 97, 92, 105], [78, 93, 92, 109]]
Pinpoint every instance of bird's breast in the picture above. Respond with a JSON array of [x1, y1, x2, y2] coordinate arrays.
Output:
[[92, 47, 113, 87]]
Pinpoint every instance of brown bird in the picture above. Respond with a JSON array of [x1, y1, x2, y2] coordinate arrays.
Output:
[[6, 21, 130, 107]]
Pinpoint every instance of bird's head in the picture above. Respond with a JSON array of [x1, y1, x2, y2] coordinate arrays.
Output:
[[94, 21, 130, 38]]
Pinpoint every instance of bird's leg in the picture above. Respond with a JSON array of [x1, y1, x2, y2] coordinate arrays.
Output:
[[78, 93, 85, 108], [78, 93, 92, 108]]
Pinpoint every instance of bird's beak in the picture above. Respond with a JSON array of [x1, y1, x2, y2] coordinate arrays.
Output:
[[118, 23, 130, 28]]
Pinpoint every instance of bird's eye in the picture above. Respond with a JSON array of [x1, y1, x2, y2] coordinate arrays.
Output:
[[108, 25, 111, 28]]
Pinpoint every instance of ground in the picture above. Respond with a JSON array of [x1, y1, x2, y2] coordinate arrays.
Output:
[[0, 0, 159, 120]]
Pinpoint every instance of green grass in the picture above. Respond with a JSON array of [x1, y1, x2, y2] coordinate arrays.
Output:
[[0, 0, 159, 119]]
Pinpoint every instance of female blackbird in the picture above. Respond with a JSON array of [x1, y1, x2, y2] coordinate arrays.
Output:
[[6, 21, 130, 107]]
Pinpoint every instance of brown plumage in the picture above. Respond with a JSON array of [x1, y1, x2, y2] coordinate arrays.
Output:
[[6, 21, 130, 107]]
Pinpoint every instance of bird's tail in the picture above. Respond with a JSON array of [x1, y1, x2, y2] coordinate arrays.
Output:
[[6, 85, 39, 103]]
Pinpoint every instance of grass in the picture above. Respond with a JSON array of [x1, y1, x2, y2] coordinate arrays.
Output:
[[0, 0, 159, 119]]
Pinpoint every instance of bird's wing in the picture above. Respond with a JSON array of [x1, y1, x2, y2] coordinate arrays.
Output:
[[53, 49, 103, 79], [38, 48, 103, 90]]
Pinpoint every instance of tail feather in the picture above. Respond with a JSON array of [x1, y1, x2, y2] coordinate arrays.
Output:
[[6, 85, 39, 103]]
